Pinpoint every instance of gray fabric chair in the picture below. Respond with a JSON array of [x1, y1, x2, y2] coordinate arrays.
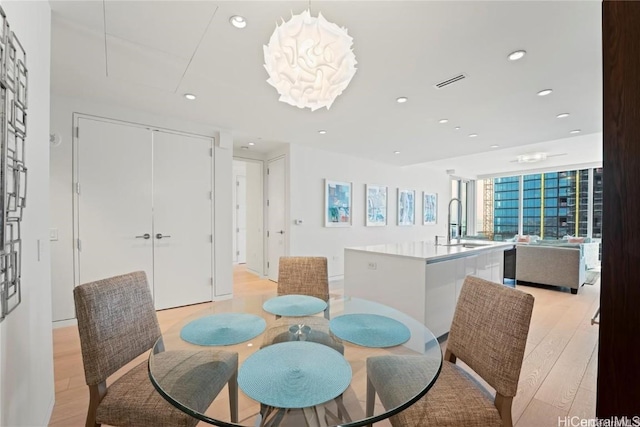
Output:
[[278, 256, 330, 318], [366, 275, 534, 427], [74, 271, 238, 427], [277, 256, 329, 301]]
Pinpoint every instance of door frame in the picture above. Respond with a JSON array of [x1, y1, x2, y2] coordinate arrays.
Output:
[[233, 155, 268, 277], [266, 155, 289, 281], [232, 161, 246, 264], [72, 113, 215, 290]]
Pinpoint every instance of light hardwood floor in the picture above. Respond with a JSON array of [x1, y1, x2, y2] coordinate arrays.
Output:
[[49, 266, 599, 427]]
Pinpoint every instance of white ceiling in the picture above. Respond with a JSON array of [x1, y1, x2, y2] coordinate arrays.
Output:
[[49, 1, 603, 172]]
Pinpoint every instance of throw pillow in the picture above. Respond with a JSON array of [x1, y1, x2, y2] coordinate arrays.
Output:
[[568, 237, 585, 243]]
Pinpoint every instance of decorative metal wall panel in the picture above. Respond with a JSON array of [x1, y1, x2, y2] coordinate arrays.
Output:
[[0, 5, 27, 322]]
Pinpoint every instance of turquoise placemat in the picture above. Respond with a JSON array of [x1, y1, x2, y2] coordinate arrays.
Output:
[[180, 313, 266, 346], [262, 294, 328, 317], [329, 314, 411, 348], [238, 341, 352, 409]]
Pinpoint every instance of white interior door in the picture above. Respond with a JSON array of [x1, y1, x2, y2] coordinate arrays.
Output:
[[236, 175, 247, 264], [152, 131, 213, 310], [267, 157, 286, 281], [76, 118, 154, 288]]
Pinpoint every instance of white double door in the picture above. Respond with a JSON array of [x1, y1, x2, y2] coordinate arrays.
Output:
[[76, 118, 213, 310]]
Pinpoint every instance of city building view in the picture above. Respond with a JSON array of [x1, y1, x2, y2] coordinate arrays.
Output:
[[475, 168, 603, 242]]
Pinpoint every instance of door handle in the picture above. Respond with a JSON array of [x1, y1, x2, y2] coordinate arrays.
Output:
[[277, 230, 285, 234], [135, 233, 151, 239], [156, 233, 171, 239]]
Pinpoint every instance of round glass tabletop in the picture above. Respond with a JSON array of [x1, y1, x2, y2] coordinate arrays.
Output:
[[148, 294, 442, 427]]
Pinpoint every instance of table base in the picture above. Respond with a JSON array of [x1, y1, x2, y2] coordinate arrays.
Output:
[[256, 397, 352, 427]]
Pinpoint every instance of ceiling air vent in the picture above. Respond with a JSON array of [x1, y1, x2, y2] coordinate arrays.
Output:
[[434, 73, 467, 89]]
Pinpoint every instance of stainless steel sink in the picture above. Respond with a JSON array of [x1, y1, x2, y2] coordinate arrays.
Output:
[[440, 242, 491, 248], [460, 242, 491, 248]]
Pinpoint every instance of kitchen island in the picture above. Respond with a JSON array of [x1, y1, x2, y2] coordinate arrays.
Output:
[[344, 240, 515, 338]]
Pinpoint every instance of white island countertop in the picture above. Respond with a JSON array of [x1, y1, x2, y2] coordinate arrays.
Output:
[[345, 240, 515, 263]]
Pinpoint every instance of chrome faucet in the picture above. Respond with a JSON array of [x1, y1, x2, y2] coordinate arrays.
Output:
[[447, 198, 463, 244]]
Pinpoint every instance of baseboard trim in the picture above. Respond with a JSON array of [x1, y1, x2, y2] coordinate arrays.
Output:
[[53, 318, 78, 328]]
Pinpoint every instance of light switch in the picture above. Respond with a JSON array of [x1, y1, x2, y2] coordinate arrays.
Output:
[[49, 228, 59, 241]]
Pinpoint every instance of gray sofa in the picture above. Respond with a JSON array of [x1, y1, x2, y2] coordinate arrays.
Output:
[[516, 244, 586, 294]]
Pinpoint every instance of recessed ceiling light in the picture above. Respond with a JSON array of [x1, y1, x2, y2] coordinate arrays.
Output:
[[229, 15, 247, 29], [537, 89, 553, 97], [570, 129, 581, 134], [248, 142, 255, 146], [468, 134, 478, 138], [556, 113, 570, 119], [184, 93, 196, 100], [508, 50, 526, 61], [490, 145, 499, 148], [396, 97, 408, 104], [394, 151, 401, 154], [318, 130, 327, 135], [439, 119, 449, 124], [241, 146, 249, 150], [454, 126, 461, 131]]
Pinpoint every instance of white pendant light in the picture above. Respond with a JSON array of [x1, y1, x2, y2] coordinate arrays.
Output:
[[263, 10, 357, 111]]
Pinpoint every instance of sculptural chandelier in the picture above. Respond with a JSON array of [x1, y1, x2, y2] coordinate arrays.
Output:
[[263, 9, 357, 111]]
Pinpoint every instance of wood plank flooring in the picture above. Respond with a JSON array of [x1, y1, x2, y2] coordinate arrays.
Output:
[[49, 266, 599, 427]]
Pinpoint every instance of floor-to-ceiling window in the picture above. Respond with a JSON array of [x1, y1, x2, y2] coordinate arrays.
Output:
[[473, 167, 602, 241], [522, 173, 542, 236], [493, 176, 520, 240], [592, 167, 603, 259], [592, 167, 603, 239]]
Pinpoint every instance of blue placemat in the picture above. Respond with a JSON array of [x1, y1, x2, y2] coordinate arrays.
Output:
[[262, 294, 328, 317], [329, 314, 411, 348], [180, 313, 266, 346], [238, 341, 352, 408]]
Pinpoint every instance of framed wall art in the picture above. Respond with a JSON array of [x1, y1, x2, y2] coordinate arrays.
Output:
[[397, 188, 415, 226], [0, 5, 27, 322], [423, 192, 437, 225], [325, 179, 352, 227], [365, 184, 387, 226]]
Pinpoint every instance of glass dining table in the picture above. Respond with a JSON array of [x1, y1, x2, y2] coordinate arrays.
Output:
[[148, 294, 442, 427]]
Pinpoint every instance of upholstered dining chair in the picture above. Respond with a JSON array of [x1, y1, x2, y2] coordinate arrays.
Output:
[[74, 271, 238, 427], [366, 275, 534, 427], [278, 256, 330, 318]]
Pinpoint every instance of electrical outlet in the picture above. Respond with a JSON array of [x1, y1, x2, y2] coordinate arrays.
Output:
[[367, 262, 377, 270]]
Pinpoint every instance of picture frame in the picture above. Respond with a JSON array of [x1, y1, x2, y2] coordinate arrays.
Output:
[[397, 188, 415, 226], [423, 192, 437, 225], [365, 184, 387, 226], [325, 179, 352, 227]]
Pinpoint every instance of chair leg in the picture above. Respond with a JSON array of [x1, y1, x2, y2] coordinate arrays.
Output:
[[495, 393, 514, 427], [366, 376, 376, 425], [86, 382, 106, 427], [229, 371, 238, 423]]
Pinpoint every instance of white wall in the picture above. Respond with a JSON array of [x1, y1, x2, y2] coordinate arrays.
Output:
[[288, 144, 451, 278], [0, 1, 54, 425], [50, 95, 233, 321]]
